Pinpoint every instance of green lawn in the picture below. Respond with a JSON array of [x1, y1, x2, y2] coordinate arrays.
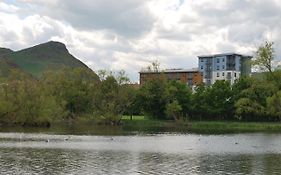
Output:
[[121, 116, 281, 133], [122, 115, 146, 120]]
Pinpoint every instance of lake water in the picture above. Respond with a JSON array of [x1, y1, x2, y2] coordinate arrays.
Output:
[[1, 132, 281, 174]]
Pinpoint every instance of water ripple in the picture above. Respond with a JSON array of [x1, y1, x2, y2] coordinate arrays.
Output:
[[1, 133, 281, 174]]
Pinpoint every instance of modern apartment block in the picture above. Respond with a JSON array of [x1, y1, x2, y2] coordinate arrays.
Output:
[[198, 53, 252, 85], [139, 68, 202, 87]]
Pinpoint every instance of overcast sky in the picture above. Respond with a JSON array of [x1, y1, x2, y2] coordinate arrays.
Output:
[[1, 0, 281, 82]]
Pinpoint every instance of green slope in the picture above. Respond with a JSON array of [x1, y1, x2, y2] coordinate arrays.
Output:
[[1, 41, 90, 77], [0, 48, 20, 77], [0, 48, 13, 56]]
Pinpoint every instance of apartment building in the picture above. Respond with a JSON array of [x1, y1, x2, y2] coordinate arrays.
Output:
[[198, 53, 252, 85]]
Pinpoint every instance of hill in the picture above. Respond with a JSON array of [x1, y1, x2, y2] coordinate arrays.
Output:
[[0, 41, 90, 77], [0, 48, 13, 56]]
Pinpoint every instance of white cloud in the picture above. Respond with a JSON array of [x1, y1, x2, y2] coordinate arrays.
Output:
[[0, 0, 281, 82]]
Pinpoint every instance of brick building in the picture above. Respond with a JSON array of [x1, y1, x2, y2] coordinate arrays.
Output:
[[139, 68, 202, 87]]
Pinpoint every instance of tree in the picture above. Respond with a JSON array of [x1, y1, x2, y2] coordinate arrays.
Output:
[[137, 78, 169, 119], [123, 86, 140, 119], [0, 70, 63, 126], [232, 77, 253, 101], [165, 100, 182, 121], [146, 60, 161, 72], [94, 75, 132, 125], [190, 81, 234, 120], [115, 70, 130, 85], [266, 91, 281, 120], [166, 80, 191, 118], [190, 83, 208, 120], [239, 79, 276, 107], [206, 80, 234, 119], [234, 78, 277, 121], [235, 98, 265, 121], [253, 41, 274, 74], [41, 68, 99, 118]]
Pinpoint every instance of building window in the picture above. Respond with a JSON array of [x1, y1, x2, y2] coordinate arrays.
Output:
[[201, 66, 203, 69], [217, 58, 220, 63], [217, 72, 219, 77], [227, 72, 231, 79], [201, 59, 204, 62], [222, 72, 225, 76], [222, 65, 225, 69], [176, 73, 181, 80], [167, 74, 172, 80], [222, 58, 225, 62], [217, 66, 219, 70], [234, 72, 237, 77]]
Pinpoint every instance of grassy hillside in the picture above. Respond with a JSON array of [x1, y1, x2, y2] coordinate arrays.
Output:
[[0, 48, 13, 56], [0, 47, 20, 76], [0, 41, 90, 77]]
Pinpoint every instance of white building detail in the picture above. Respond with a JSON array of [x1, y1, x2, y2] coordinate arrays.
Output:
[[198, 53, 252, 85]]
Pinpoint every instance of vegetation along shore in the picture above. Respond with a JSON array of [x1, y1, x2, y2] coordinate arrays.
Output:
[[1, 40, 281, 131]]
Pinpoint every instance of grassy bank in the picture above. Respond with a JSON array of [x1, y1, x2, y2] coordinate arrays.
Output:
[[121, 116, 281, 134], [2, 116, 281, 135]]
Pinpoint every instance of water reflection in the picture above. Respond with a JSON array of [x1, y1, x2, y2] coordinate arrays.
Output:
[[1, 133, 281, 174]]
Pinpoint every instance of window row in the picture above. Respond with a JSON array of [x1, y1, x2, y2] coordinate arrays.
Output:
[[201, 65, 225, 70], [216, 58, 225, 63], [216, 72, 238, 77]]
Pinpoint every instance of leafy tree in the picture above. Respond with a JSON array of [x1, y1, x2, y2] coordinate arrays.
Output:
[[41, 67, 98, 118], [266, 91, 281, 120], [239, 79, 276, 107], [166, 80, 191, 118], [191, 81, 234, 120], [0, 70, 63, 126], [115, 70, 130, 85], [268, 70, 281, 90], [137, 78, 169, 119], [206, 80, 234, 119], [94, 75, 132, 124], [253, 41, 274, 73], [165, 100, 182, 121], [232, 77, 253, 101], [190, 83, 207, 120], [123, 86, 140, 119], [234, 78, 276, 121], [235, 98, 265, 121], [146, 60, 161, 72]]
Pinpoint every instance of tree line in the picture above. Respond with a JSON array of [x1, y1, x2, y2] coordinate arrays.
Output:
[[134, 41, 281, 122], [0, 68, 134, 126], [135, 73, 281, 122], [0, 41, 280, 127]]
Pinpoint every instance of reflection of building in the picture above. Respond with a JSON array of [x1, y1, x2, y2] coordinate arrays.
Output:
[[198, 53, 252, 85], [139, 68, 202, 87]]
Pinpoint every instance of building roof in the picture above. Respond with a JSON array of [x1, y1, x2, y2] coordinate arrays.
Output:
[[198, 53, 252, 58], [139, 68, 199, 74]]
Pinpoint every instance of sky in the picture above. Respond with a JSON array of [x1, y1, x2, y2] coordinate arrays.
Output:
[[1, 0, 281, 82]]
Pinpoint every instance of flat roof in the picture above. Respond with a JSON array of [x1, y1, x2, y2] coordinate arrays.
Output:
[[139, 68, 199, 73], [198, 53, 252, 58]]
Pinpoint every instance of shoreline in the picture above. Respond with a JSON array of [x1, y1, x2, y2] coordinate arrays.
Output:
[[1, 117, 281, 135]]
